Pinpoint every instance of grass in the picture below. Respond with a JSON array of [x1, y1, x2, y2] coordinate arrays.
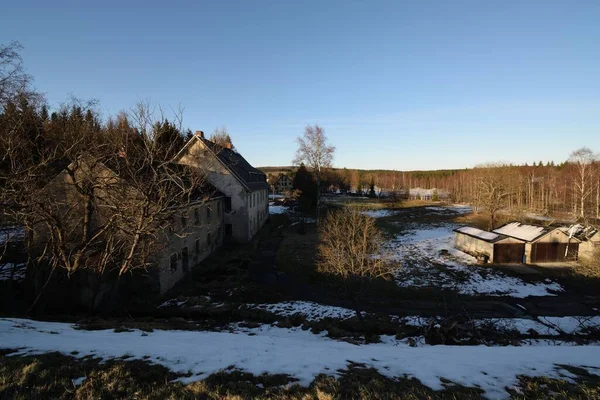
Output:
[[2, 350, 600, 399]]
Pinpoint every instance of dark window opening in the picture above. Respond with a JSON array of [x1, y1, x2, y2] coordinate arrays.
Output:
[[194, 208, 200, 224], [182, 247, 189, 273], [225, 224, 232, 236], [195, 238, 200, 254], [170, 253, 177, 272], [225, 197, 232, 212]]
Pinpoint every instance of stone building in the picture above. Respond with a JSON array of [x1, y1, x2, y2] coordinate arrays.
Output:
[[174, 131, 270, 243]]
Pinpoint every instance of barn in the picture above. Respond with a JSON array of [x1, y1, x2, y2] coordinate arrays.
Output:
[[564, 225, 599, 260], [493, 222, 580, 264], [454, 226, 526, 264]]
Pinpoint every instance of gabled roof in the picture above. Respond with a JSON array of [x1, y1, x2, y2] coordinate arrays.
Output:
[[176, 134, 269, 192], [493, 222, 549, 242], [273, 174, 292, 185], [454, 226, 516, 243]]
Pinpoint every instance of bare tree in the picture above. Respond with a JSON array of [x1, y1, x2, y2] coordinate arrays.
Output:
[[293, 125, 335, 222], [1, 98, 214, 311], [473, 164, 513, 230], [209, 126, 234, 149], [569, 147, 598, 220], [317, 208, 393, 320]]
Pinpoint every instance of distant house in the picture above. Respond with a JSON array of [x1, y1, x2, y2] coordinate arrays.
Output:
[[492, 222, 580, 264], [409, 188, 449, 201], [272, 174, 293, 194], [454, 226, 526, 263], [174, 131, 270, 243]]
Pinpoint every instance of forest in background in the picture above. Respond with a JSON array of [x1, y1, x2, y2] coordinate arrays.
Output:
[[262, 152, 600, 225]]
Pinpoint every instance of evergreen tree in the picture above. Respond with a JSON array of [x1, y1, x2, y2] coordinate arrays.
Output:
[[369, 176, 376, 197], [153, 119, 184, 160], [292, 164, 317, 211]]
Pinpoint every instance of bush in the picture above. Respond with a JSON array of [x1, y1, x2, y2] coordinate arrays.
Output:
[[576, 247, 600, 277]]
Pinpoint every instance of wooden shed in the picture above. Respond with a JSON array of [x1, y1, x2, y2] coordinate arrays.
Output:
[[454, 226, 526, 264], [493, 222, 580, 264], [569, 225, 600, 259]]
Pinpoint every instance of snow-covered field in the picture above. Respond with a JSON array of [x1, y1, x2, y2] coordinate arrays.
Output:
[[1, 318, 600, 399], [388, 222, 565, 298]]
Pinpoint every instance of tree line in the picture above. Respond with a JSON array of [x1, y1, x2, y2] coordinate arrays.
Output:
[[266, 152, 600, 225]]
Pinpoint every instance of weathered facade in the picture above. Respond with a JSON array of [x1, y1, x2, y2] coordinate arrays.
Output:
[[566, 225, 600, 260], [454, 226, 526, 263], [155, 198, 224, 293], [174, 131, 269, 243]]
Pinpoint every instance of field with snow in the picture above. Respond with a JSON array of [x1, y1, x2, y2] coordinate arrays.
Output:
[[3, 202, 600, 398], [388, 223, 565, 298], [2, 317, 600, 399]]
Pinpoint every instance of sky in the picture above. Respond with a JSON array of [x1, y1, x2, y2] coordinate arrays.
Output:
[[1, 0, 599, 170]]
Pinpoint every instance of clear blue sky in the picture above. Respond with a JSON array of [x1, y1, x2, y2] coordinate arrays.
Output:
[[2, 0, 599, 170]]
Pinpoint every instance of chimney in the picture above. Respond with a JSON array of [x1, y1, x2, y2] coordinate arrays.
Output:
[[225, 142, 232, 150], [195, 130, 204, 138]]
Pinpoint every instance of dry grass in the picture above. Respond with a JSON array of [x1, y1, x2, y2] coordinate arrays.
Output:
[[575, 248, 600, 278], [3, 350, 600, 399]]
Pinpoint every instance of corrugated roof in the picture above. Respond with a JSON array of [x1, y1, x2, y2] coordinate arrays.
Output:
[[455, 226, 501, 242], [493, 222, 548, 242]]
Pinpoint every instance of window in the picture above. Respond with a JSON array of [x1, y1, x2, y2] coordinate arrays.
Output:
[[217, 202, 220, 214], [206, 206, 211, 220], [195, 238, 200, 254], [225, 224, 232, 236], [180, 213, 186, 229], [207, 232, 212, 249], [218, 226, 222, 239], [194, 208, 200, 225], [182, 247, 189, 273], [225, 197, 232, 212], [170, 253, 177, 272]]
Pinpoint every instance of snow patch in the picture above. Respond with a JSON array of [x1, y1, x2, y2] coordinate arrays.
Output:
[[390, 225, 564, 298], [360, 209, 399, 218], [2, 318, 600, 399], [269, 205, 288, 215], [0, 263, 26, 281], [245, 301, 357, 321]]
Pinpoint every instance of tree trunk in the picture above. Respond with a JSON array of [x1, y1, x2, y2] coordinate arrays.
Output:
[[28, 264, 56, 315]]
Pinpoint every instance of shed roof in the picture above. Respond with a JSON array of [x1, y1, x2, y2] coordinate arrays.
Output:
[[454, 226, 512, 243], [560, 224, 599, 242], [492, 222, 548, 242]]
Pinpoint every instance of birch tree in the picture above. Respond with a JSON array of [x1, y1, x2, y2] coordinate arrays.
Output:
[[293, 125, 335, 222], [568, 147, 597, 220]]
